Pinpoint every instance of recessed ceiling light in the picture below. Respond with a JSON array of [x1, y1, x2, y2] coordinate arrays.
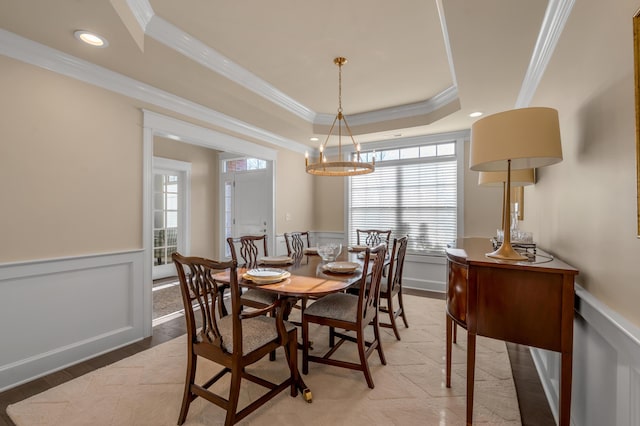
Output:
[[74, 30, 108, 48], [469, 111, 483, 118], [309, 137, 319, 142]]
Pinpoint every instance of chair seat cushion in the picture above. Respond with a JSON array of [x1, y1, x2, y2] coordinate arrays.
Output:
[[218, 315, 296, 355], [241, 288, 279, 306], [304, 292, 358, 323]]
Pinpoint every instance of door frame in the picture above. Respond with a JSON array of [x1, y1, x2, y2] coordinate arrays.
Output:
[[142, 110, 277, 336], [152, 157, 192, 280]]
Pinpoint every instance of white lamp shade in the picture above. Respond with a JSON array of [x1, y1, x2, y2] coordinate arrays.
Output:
[[470, 107, 563, 171], [478, 168, 536, 186]]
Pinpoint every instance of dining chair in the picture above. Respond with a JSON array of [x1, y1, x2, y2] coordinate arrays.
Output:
[[379, 235, 410, 340], [284, 231, 311, 258], [356, 229, 392, 248], [226, 235, 279, 310], [172, 253, 299, 426], [302, 243, 388, 388], [347, 236, 409, 340]]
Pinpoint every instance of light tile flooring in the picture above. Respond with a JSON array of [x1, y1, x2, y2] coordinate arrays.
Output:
[[7, 296, 521, 425]]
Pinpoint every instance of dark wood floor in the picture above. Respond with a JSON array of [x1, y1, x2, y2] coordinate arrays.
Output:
[[0, 290, 555, 426]]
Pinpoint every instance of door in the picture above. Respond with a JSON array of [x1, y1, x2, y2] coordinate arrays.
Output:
[[153, 158, 191, 279], [222, 158, 273, 257], [235, 170, 269, 235]]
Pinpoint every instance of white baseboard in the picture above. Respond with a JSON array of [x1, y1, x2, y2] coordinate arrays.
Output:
[[0, 250, 146, 392]]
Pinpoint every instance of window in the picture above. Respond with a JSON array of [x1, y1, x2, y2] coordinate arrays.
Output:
[[223, 158, 266, 172], [349, 141, 459, 256], [153, 173, 179, 267]]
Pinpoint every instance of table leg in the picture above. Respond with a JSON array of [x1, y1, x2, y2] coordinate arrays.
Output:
[[279, 296, 312, 403], [559, 351, 572, 425], [446, 315, 452, 388], [466, 332, 476, 426]]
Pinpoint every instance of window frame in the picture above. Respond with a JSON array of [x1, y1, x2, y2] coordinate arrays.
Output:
[[343, 132, 466, 258]]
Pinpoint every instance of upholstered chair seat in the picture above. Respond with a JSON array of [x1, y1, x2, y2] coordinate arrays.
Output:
[[217, 315, 296, 355], [303, 293, 359, 323]]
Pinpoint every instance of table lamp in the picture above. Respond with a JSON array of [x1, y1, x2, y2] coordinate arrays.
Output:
[[478, 168, 535, 231], [470, 107, 562, 260]]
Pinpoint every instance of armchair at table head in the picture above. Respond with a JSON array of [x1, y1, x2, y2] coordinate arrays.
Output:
[[172, 252, 298, 426]]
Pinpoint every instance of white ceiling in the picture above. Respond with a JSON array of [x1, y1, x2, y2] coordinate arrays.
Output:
[[0, 0, 573, 150]]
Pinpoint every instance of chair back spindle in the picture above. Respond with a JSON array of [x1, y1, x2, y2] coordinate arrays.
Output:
[[356, 229, 392, 249], [359, 244, 387, 323], [227, 235, 268, 269], [284, 231, 310, 258]]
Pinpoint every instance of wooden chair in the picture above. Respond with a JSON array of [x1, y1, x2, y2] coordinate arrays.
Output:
[[226, 235, 279, 310], [379, 236, 410, 340], [356, 229, 392, 248], [172, 253, 298, 426], [284, 231, 311, 258], [302, 243, 388, 388]]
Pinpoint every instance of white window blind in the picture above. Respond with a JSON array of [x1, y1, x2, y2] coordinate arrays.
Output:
[[349, 157, 457, 256]]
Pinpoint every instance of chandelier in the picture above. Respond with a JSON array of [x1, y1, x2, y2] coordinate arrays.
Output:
[[305, 57, 375, 176]]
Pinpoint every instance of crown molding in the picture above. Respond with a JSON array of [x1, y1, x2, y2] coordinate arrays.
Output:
[[0, 29, 309, 154], [516, 0, 575, 108], [124, 0, 154, 30], [127, 0, 458, 133], [128, 0, 315, 121], [144, 110, 278, 161], [321, 129, 470, 156], [144, 15, 317, 123], [314, 85, 458, 128]]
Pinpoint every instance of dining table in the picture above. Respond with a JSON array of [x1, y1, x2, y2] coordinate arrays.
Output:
[[232, 248, 389, 402]]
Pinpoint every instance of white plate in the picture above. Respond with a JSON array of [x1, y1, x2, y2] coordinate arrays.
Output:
[[243, 270, 290, 284], [323, 261, 360, 274], [246, 268, 286, 278], [259, 256, 293, 265]]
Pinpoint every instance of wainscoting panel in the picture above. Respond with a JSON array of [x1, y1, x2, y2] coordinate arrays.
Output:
[[0, 250, 145, 391], [531, 283, 640, 426]]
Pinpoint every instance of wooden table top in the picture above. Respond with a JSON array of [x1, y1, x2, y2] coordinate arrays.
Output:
[[215, 251, 381, 298], [245, 251, 373, 298]]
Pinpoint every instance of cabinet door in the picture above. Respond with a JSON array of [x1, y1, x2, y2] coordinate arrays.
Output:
[[447, 259, 468, 325]]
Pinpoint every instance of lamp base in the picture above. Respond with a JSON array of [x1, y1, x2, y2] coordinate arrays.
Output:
[[486, 240, 528, 261]]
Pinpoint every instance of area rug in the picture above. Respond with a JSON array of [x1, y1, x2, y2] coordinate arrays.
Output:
[[7, 296, 521, 425]]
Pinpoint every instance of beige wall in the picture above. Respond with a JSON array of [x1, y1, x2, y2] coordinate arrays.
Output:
[[153, 137, 220, 259], [523, 0, 640, 327], [463, 140, 505, 237], [275, 149, 315, 234], [312, 175, 345, 232], [0, 56, 142, 263]]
